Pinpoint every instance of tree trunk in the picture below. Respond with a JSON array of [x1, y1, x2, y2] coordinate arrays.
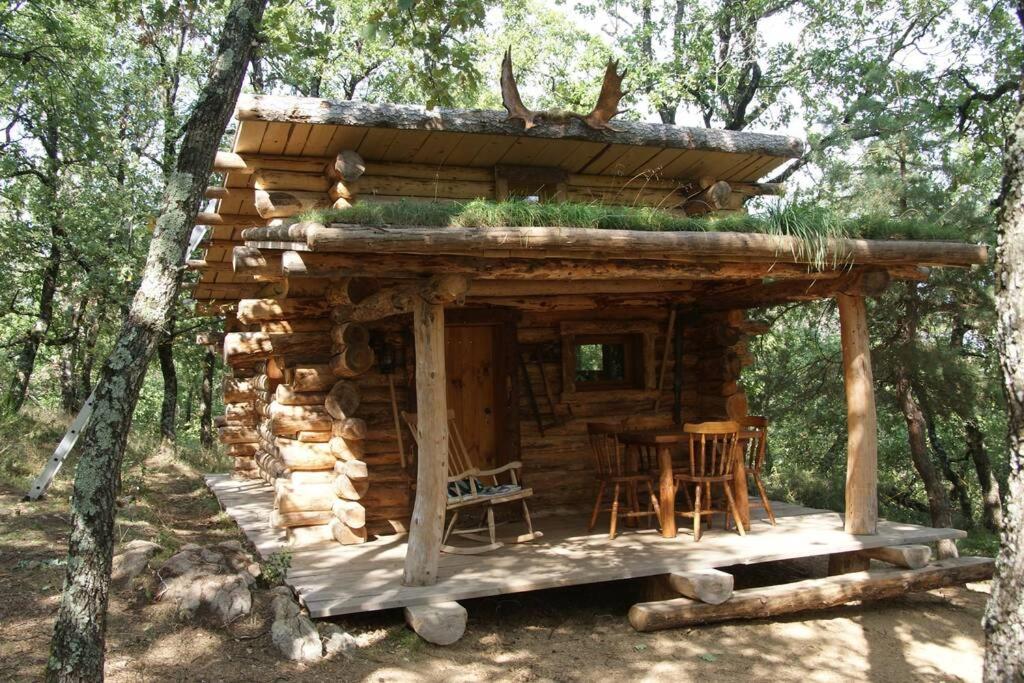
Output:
[[45, 2, 266, 680], [983, 91, 1024, 682], [895, 371, 958, 558], [918, 389, 973, 526], [965, 420, 1003, 533], [200, 348, 215, 448], [157, 326, 177, 456], [59, 300, 87, 414], [7, 241, 60, 412]]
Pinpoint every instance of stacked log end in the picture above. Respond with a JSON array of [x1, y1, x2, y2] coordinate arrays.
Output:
[[219, 374, 260, 478]]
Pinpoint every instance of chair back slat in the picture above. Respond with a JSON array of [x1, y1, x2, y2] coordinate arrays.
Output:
[[586, 422, 628, 477], [683, 421, 741, 477], [738, 415, 768, 474], [402, 411, 476, 479]]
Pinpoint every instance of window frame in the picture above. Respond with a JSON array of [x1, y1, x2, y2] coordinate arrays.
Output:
[[559, 321, 659, 402]]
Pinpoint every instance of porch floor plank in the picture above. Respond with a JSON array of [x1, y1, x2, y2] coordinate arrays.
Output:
[[205, 473, 966, 618]]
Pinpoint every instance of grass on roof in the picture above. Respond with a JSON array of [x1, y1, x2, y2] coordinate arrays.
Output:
[[300, 199, 963, 242], [298, 199, 966, 268]]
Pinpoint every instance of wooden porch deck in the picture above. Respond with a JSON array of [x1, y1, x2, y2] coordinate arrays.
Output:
[[206, 473, 966, 619]]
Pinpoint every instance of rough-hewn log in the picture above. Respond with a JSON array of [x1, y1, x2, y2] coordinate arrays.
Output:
[[214, 150, 332, 175], [232, 246, 283, 278], [330, 344, 376, 378], [236, 298, 332, 324], [332, 472, 370, 500], [628, 557, 993, 632], [664, 569, 735, 605], [404, 602, 467, 646], [330, 150, 366, 182], [332, 499, 366, 528], [272, 509, 333, 528], [858, 544, 932, 569], [254, 189, 331, 219], [218, 425, 259, 444], [329, 518, 368, 544], [330, 436, 365, 461], [274, 481, 336, 513], [276, 439, 335, 470], [223, 331, 332, 366], [269, 410, 333, 435], [236, 94, 806, 159], [403, 298, 448, 587], [330, 322, 370, 347], [275, 384, 328, 406], [228, 443, 258, 457], [290, 364, 336, 392], [195, 211, 268, 227], [838, 293, 879, 535], [332, 417, 368, 441], [325, 380, 360, 419], [334, 274, 470, 323], [222, 378, 255, 402], [303, 224, 988, 268]]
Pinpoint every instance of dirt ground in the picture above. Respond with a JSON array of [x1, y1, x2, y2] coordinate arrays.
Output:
[[0, 449, 990, 682]]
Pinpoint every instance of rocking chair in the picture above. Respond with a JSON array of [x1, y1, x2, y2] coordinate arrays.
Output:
[[402, 410, 542, 555]]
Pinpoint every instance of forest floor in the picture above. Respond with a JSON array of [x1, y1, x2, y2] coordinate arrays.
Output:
[[0, 411, 993, 682]]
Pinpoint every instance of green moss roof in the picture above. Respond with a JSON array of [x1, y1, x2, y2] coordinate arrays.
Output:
[[299, 199, 965, 243]]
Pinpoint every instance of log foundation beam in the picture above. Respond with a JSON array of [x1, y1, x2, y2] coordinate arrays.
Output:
[[404, 601, 467, 645]]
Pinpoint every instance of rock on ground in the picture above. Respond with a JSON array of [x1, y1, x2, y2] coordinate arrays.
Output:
[[321, 623, 358, 659], [156, 540, 261, 624], [111, 539, 161, 584], [270, 586, 323, 662]]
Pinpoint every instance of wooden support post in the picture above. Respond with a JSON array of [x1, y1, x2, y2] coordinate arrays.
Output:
[[837, 294, 878, 535], [403, 298, 449, 587]]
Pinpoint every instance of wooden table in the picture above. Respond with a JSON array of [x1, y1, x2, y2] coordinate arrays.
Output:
[[618, 429, 750, 538]]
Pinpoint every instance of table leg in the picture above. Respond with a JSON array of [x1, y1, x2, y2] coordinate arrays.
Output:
[[731, 446, 751, 529], [658, 446, 676, 538]]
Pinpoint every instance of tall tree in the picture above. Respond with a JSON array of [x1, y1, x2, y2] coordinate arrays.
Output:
[[983, 87, 1024, 681], [45, 0, 267, 679]]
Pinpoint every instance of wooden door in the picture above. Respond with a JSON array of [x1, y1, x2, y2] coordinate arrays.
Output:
[[445, 324, 502, 470]]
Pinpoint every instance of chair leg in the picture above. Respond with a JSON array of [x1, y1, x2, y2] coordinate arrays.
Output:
[[521, 499, 535, 535], [646, 479, 662, 531], [722, 484, 746, 536], [704, 483, 713, 529], [486, 506, 497, 545], [692, 483, 703, 542], [609, 482, 621, 540], [443, 509, 460, 545], [589, 480, 606, 531], [754, 473, 776, 526]]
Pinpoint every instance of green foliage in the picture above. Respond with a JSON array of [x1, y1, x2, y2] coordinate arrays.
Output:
[[261, 551, 293, 587]]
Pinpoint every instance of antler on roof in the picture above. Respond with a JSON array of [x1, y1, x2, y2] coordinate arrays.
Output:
[[500, 48, 537, 130], [582, 59, 626, 131]]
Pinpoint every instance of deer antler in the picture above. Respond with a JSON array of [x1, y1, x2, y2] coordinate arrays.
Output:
[[582, 59, 626, 130], [501, 48, 538, 130]]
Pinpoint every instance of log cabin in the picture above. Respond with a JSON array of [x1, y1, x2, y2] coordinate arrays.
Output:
[[193, 94, 993, 639]]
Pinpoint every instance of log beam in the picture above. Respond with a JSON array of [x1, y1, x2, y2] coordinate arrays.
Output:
[[628, 557, 994, 632], [402, 298, 448, 587]]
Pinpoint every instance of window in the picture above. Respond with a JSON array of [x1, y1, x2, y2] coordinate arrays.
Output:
[[560, 321, 659, 400], [574, 335, 642, 389]]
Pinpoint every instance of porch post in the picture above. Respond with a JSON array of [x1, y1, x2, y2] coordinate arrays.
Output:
[[403, 297, 449, 586], [836, 293, 878, 535]]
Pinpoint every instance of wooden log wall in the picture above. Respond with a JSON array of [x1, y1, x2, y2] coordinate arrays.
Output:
[[218, 372, 260, 477], [220, 292, 413, 547]]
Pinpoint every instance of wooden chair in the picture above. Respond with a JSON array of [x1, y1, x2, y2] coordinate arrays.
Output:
[[586, 422, 662, 539], [738, 416, 775, 526], [673, 421, 746, 541], [402, 410, 542, 554]]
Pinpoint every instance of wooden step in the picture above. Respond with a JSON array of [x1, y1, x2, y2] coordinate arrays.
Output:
[[629, 556, 994, 632]]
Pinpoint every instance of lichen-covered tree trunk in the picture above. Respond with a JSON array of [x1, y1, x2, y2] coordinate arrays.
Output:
[[45, 1, 267, 680], [200, 348, 215, 448], [966, 419, 1003, 533], [983, 90, 1024, 682]]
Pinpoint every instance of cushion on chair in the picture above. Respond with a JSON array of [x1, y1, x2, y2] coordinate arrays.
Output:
[[448, 479, 522, 499]]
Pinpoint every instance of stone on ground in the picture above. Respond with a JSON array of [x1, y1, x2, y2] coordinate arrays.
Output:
[[156, 540, 261, 624], [111, 539, 161, 584], [404, 601, 468, 645], [270, 586, 324, 662], [321, 623, 358, 659]]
